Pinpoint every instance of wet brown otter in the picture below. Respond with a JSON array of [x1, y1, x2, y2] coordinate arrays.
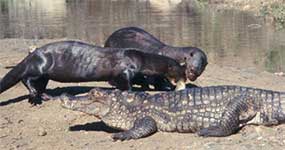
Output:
[[105, 26, 208, 90], [0, 41, 186, 104]]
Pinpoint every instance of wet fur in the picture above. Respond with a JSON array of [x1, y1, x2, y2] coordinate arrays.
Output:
[[105, 26, 208, 90], [0, 41, 185, 104]]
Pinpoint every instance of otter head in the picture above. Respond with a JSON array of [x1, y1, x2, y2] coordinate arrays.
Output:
[[60, 88, 113, 119], [180, 47, 208, 81]]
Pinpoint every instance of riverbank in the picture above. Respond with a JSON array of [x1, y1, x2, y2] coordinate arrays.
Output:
[[197, 0, 285, 29], [0, 39, 285, 149]]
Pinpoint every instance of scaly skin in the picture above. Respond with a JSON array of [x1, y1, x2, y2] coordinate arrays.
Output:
[[55, 86, 285, 140]]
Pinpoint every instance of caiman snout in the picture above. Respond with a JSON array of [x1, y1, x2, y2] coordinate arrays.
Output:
[[60, 94, 76, 109]]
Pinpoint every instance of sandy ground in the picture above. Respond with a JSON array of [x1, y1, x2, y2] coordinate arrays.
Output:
[[1, 39, 285, 150]]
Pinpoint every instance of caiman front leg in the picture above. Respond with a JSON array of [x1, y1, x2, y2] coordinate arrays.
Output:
[[112, 116, 157, 141], [198, 94, 257, 137]]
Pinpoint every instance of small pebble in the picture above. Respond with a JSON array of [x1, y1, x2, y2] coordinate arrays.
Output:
[[17, 119, 24, 124], [243, 144, 252, 149], [257, 136, 263, 140], [38, 127, 47, 136], [0, 117, 11, 125]]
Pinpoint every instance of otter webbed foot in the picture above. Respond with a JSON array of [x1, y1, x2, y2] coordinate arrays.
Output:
[[28, 95, 43, 105]]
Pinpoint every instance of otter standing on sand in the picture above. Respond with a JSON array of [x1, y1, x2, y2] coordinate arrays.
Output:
[[0, 41, 187, 105], [105, 27, 208, 90]]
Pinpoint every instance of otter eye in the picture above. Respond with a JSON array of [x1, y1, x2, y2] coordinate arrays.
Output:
[[190, 53, 194, 57]]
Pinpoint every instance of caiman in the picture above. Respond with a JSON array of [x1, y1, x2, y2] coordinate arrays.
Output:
[[49, 86, 285, 140]]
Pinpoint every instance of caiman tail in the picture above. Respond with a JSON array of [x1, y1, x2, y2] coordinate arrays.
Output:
[[0, 57, 28, 94]]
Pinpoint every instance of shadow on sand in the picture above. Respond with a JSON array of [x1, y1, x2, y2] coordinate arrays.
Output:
[[0, 83, 199, 106], [69, 121, 121, 133], [0, 86, 98, 106]]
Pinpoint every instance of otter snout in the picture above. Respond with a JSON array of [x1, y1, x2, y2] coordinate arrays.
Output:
[[187, 61, 206, 81], [186, 50, 208, 81]]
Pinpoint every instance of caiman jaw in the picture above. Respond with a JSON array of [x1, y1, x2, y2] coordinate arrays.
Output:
[[59, 94, 93, 111], [60, 95, 76, 109], [60, 97, 94, 110], [59, 91, 112, 117]]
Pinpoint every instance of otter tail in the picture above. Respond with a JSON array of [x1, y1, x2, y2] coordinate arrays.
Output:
[[0, 58, 28, 94]]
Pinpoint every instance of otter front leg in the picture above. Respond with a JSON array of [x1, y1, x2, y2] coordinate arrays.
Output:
[[112, 116, 157, 141], [131, 74, 151, 90], [152, 76, 174, 91], [22, 76, 49, 105], [112, 69, 135, 91]]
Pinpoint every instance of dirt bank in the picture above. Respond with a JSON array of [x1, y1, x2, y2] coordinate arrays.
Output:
[[0, 39, 285, 150]]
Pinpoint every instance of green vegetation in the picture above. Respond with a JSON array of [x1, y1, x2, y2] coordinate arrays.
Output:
[[195, 0, 285, 29], [265, 46, 285, 73], [260, 3, 285, 29], [196, 0, 208, 3]]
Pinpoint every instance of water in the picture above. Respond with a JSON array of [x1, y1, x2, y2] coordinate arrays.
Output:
[[0, 0, 284, 73]]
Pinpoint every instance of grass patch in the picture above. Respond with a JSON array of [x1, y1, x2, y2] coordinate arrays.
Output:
[[260, 2, 285, 29]]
